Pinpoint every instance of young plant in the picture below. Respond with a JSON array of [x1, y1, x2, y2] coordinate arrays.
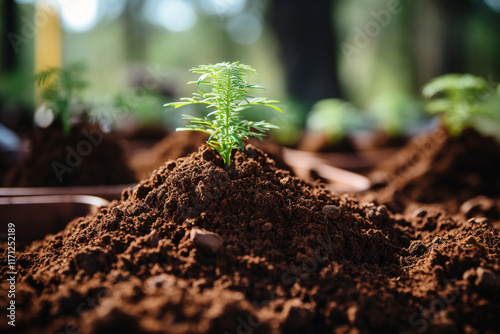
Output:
[[35, 62, 88, 134], [164, 62, 283, 165], [422, 74, 492, 136], [306, 98, 364, 143]]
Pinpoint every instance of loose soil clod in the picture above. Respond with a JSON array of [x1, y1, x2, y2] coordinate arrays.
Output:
[[1, 144, 499, 333]]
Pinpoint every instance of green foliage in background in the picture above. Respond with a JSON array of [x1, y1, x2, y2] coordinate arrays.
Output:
[[35, 62, 88, 134], [369, 93, 423, 137], [422, 74, 495, 136], [165, 62, 282, 165], [270, 98, 304, 146], [305, 99, 363, 143]]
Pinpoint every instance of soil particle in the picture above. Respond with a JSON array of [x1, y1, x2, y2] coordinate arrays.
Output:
[[408, 240, 427, 256], [261, 222, 273, 232], [367, 204, 390, 224], [475, 267, 500, 292], [190, 228, 224, 255], [322, 204, 340, 218]]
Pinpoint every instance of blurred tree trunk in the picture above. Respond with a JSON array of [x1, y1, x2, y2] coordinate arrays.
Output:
[[411, 0, 475, 91], [123, 0, 147, 62], [270, 0, 342, 114], [435, 0, 472, 74], [1, 0, 17, 71]]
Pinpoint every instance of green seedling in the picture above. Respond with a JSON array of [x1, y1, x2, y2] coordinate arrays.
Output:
[[422, 74, 492, 136], [35, 62, 88, 134], [165, 62, 283, 165], [306, 98, 363, 143]]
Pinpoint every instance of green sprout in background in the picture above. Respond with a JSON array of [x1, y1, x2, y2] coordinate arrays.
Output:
[[165, 62, 283, 166], [35, 62, 88, 135], [305, 98, 363, 144], [422, 73, 497, 136], [369, 93, 424, 138]]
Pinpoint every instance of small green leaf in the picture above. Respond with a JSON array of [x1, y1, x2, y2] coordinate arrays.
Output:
[[261, 103, 284, 113], [231, 134, 244, 150], [197, 73, 210, 84]]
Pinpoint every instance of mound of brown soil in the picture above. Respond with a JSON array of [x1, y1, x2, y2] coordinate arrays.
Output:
[[1, 145, 499, 333], [368, 127, 500, 213], [3, 123, 137, 187]]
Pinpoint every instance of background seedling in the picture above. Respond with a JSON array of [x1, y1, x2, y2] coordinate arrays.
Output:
[[305, 98, 365, 144], [35, 62, 88, 135], [422, 73, 494, 136], [165, 62, 283, 165]]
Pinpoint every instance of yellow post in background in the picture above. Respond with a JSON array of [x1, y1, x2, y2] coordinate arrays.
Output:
[[34, 0, 62, 104]]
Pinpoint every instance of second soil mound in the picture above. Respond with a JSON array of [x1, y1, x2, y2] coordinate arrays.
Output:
[[368, 127, 500, 213]]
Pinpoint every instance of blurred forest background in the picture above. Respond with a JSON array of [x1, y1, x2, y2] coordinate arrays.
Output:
[[1, 0, 500, 144]]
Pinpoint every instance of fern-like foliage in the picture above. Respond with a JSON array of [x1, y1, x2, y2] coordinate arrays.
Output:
[[165, 62, 283, 165], [35, 62, 88, 134]]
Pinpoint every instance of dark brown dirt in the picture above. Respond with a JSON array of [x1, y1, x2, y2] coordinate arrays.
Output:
[[1, 144, 499, 333], [3, 123, 137, 187], [367, 127, 500, 214]]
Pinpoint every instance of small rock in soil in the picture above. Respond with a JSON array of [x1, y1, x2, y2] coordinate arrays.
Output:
[[190, 228, 223, 255], [412, 208, 428, 218], [408, 240, 427, 256], [261, 222, 273, 232], [474, 217, 490, 225], [430, 236, 443, 245], [322, 205, 340, 218], [468, 217, 491, 229], [464, 236, 478, 245], [475, 267, 500, 292], [146, 229, 160, 247], [367, 205, 389, 223]]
